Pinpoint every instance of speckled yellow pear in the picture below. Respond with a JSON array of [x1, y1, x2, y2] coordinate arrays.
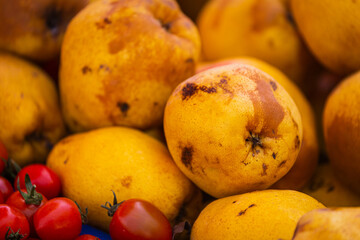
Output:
[[197, 0, 316, 83], [191, 190, 325, 240], [0, 0, 89, 61], [60, 0, 201, 132], [0, 52, 66, 166], [46, 127, 198, 231], [164, 63, 303, 198], [291, 0, 360, 75], [292, 207, 360, 240], [302, 163, 360, 207], [197, 57, 319, 190]]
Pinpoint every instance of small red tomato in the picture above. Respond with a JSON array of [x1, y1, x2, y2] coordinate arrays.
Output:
[[0, 204, 30, 240], [0, 176, 13, 201], [33, 197, 82, 240], [15, 164, 61, 199], [0, 193, 3, 204], [0, 141, 8, 174], [102, 192, 172, 240], [75, 234, 101, 240], [6, 174, 48, 237]]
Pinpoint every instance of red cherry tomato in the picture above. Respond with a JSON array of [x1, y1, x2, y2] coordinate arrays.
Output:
[[14, 164, 61, 199], [6, 190, 48, 219], [0, 141, 8, 174], [108, 199, 172, 240], [75, 234, 101, 240], [0, 204, 30, 240], [0, 176, 13, 201], [33, 197, 82, 240], [0, 193, 4, 204]]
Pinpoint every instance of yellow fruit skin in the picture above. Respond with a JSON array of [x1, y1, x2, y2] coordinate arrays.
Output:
[[302, 164, 360, 207], [197, 57, 319, 190], [291, 0, 360, 75], [292, 207, 360, 240], [0, 0, 88, 61], [191, 189, 325, 240], [60, 0, 200, 132], [46, 127, 197, 231], [197, 0, 315, 84], [323, 71, 360, 195], [0, 52, 66, 166], [164, 63, 303, 198]]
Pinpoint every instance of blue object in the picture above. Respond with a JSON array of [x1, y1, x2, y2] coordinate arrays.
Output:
[[80, 224, 111, 240]]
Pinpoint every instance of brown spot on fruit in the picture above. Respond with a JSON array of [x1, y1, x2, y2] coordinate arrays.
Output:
[[95, 17, 112, 29], [182, 83, 198, 100], [117, 102, 129, 116], [239, 66, 285, 137], [272, 152, 276, 159], [269, 81, 277, 91], [238, 204, 256, 216], [161, 22, 172, 31], [82, 66, 92, 74], [185, 58, 194, 63], [181, 83, 217, 100], [44, 8, 62, 36], [278, 160, 286, 168], [295, 135, 300, 149], [120, 176, 132, 188], [63, 157, 69, 165], [199, 85, 217, 94], [261, 163, 268, 176], [181, 146, 194, 171]]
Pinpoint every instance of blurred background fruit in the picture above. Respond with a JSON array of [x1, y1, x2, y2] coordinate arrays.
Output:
[[0, 0, 89, 61], [0, 52, 66, 166], [197, 0, 318, 85], [191, 190, 325, 240], [323, 70, 360, 195]]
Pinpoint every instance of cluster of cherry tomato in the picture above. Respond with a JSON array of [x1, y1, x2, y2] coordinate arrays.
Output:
[[0, 141, 184, 240], [0, 141, 99, 240]]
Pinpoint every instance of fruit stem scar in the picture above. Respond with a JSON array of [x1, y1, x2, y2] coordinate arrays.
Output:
[[245, 131, 263, 151]]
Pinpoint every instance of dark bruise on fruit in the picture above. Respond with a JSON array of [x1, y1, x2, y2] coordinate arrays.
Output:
[[272, 152, 276, 159], [95, 17, 112, 29], [117, 102, 130, 116], [181, 146, 194, 171], [82, 66, 92, 74], [120, 176, 132, 188], [269, 80, 277, 91], [295, 135, 300, 149], [278, 160, 286, 168], [238, 204, 256, 216], [238, 66, 285, 138], [185, 58, 194, 63], [261, 163, 268, 176], [181, 83, 217, 100]]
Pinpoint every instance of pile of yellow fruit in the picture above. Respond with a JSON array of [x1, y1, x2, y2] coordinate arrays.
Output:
[[1, 0, 360, 239]]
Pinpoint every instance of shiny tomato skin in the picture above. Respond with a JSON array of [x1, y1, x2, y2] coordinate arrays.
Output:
[[15, 164, 61, 199], [0, 193, 4, 204], [6, 190, 48, 219], [6, 190, 48, 237], [109, 199, 172, 240], [75, 234, 101, 240], [33, 197, 82, 240], [0, 141, 8, 174], [0, 204, 30, 240], [0, 176, 14, 201]]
